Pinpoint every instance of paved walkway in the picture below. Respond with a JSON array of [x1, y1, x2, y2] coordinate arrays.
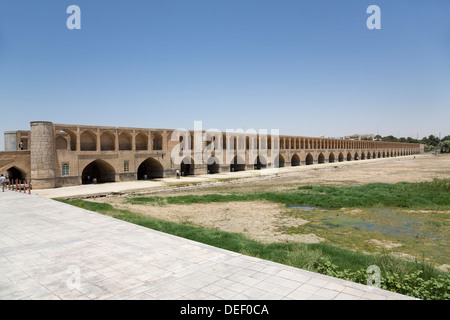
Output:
[[0, 191, 414, 300]]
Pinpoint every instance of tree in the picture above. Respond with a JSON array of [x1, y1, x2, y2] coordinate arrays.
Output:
[[440, 140, 450, 153], [426, 135, 440, 146], [382, 135, 398, 142]]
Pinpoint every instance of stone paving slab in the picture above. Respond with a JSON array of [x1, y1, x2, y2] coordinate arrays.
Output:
[[0, 190, 415, 300]]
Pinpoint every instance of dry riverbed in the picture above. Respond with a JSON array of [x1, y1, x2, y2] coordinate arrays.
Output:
[[88, 154, 450, 269]]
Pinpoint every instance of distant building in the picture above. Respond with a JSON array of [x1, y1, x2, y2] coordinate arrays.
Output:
[[344, 134, 375, 141]]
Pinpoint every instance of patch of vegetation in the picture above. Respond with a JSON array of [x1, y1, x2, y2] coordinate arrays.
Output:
[[58, 198, 450, 300], [126, 179, 450, 210]]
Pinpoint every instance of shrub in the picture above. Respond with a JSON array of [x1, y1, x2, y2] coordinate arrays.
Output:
[[314, 256, 450, 300]]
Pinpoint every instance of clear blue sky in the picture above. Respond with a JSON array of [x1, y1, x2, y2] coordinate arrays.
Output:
[[1, 0, 449, 150]]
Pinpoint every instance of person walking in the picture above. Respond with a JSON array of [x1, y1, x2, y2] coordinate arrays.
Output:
[[176, 169, 180, 179], [0, 174, 6, 192]]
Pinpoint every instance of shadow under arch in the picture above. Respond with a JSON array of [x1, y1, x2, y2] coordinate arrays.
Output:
[[82, 159, 115, 184], [207, 157, 220, 174], [230, 155, 245, 172], [2, 166, 27, 181], [137, 157, 164, 180], [291, 153, 300, 166], [305, 153, 314, 165], [181, 157, 194, 176]]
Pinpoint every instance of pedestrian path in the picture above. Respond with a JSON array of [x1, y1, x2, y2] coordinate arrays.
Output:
[[0, 191, 415, 300]]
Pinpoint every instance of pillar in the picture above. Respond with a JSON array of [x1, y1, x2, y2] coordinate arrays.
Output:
[[30, 121, 56, 189]]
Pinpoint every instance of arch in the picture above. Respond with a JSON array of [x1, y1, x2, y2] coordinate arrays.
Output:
[[275, 154, 285, 168], [152, 132, 163, 150], [55, 135, 68, 150], [367, 152, 371, 159], [119, 132, 132, 150], [100, 131, 115, 151], [80, 130, 97, 151], [347, 152, 352, 161], [207, 157, 220, 174], [354, 152, 359, 160], [2, 166, 27, 181], [338, 152, 344, 162], [361, 152, 365, 160], [328, 152, 335, 163], [382, 151, 386, 158], [255, 155, 267, 169], [181, 157, 194, 176], [318, 153, 325, 164], [137, 157, 164, 180], [66, 130, 77, 151], [136, 133, 148, 151], [373, 152, 376, 159], [305, 153, 314, 165], [230, 156, 245, 172], [56, 129, 77, 151], [291, 154, 300, 166], [238, 136, 245, 150], [82, 160, 115, 184]]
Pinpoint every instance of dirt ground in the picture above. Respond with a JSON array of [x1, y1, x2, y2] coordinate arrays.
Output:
[[90, 154, 450, 249]]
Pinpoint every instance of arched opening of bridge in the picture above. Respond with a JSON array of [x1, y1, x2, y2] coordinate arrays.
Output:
[[56, 129, 77, 151], [3, 167, 26, 181], [305, 153, 314, 165], [291, 154, 300, 166], [329, 153, 335, 163], [152, 133, 163, 151], [137, 157, 164, 180], [230, 156, 245, 172], [82, 160, 115, 184], [55, 135, 69, 150], [347, 152, 352, 161], [136, 133, 149, 151], [382, 152, 386, 158], [361, 152, 366, 160], [181, 157, 194, 176], [255, 155, 267, 169], [338, 152, 344, 162], [318, 153, 325, 164], [119, 132, 132, 150], [354, 152, 359, 160], [207, 157, 220, 174], [275, 155, 285, 168], [100, 131, 115, 151], [80, 130, 97, 151], [367, 152, 371, 159]]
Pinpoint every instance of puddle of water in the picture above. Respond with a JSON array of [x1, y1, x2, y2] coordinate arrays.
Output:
[[329, 208, 444, 240], [288, 206, 317, 210]]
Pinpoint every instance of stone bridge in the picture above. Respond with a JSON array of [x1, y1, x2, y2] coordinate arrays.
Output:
[[1, 121, 423, 189]]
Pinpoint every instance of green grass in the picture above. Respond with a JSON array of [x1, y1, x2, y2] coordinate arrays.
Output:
[[126, 178, 450, 210]]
